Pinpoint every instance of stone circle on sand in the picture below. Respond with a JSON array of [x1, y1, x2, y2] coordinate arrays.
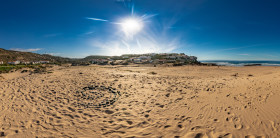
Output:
[[72, 86, 121, 109]]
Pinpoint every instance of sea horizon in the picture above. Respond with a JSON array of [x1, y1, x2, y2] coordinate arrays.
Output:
[[200, 60, 280, 66]]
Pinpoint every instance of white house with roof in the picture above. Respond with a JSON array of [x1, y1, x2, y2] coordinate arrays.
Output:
[[139, 56, 151, 60], [133, 58, 142, 63], [8, 61, 20, 65], [32, 61, 40, 64], [166, 56, 176, 60], [39, 61, 50, 64]]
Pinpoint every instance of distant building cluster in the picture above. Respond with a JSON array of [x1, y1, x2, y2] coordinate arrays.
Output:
[[0, 60, 50, 65], [89, 53, 198, 65]]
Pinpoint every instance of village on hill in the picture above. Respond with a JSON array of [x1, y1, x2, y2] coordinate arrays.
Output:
[[87, 53, 198, 66], [0, 60, 50, 65], [0, 50, 199, 66]]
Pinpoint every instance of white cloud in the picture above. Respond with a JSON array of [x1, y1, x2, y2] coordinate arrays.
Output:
[[86, 17, 108, 22], [207, 44, 264, 53], [10, 48, 42, 52], [84, 31, 94, 35], [44, 53, 61, 56]]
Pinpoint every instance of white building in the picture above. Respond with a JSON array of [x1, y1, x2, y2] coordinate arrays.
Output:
[[39, 61, 50, 64], [133, 58, 142, 63], [8, 61, 20, 65], [0, 61, 3, 64], [167, 56, 176, 60], [139, 56, 151, 60], [91, 59, 108, 64], [32, 61, 40, 64]]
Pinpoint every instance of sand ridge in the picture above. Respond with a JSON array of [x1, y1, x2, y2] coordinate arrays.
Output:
[[0, 65, 280, 137]]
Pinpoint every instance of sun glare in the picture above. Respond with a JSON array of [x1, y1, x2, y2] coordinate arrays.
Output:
[[121, 18, 143, 36]]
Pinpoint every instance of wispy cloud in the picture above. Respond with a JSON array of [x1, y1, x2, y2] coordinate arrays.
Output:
[[86, 17, 108, 22], [90, 36, 179, 56], [44, 53, 61, 56], [44, 33, 62, 38], [84, 31, 94, 35], [141, 14, 158, 20], [85, 7, 179, 56], [88, 16, 181, 56], [115, 0, 132, 2], [207, 44, 264, 53], [10, 48, 42, 52], [238, 54, 250, 56]]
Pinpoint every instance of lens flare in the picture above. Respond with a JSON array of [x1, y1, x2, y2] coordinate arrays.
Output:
[[121, 18, 143, 37]]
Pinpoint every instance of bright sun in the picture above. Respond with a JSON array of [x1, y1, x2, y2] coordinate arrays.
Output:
[[121, 18, 143, 36]]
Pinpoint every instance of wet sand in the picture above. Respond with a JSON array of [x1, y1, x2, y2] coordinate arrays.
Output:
[[0, 65, 280, 137]]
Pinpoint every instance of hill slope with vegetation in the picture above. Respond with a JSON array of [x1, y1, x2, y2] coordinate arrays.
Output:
[[0, 48, 71, 63]]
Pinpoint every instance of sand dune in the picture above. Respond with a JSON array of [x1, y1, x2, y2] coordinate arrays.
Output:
[[0, 65, 280, 137]]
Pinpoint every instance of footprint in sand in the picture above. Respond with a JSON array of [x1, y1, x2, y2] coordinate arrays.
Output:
[[67, 107, 75, 112], [196, 114, 204, 120], [245, 135, 265, 138], [213, 118, 219, 122], [191, 126, 202, 131], [0, 132, 5, 137], [164, 125, 171, 128], [270, 120, 277, 131], [176, 122, 183, 129], [234, 124, 243, 130], [183, 132, 207, 138], [104, 110, 114, 114], [126, 120, 133, 125], [218, 133, 233, 138]]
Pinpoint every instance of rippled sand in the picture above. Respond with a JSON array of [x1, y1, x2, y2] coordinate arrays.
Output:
[[0, 65, 280, 137]]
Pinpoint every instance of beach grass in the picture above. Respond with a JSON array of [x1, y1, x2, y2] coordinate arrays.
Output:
[[0, 64, 45, 73]]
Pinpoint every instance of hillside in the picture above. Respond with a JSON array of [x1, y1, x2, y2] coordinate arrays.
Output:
[[0, 48, 72, 63], [82, 55, 111, 62], [82, 55, 127, 62]]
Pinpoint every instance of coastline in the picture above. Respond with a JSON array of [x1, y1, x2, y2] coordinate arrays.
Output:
[[200, 60, 280, 66]]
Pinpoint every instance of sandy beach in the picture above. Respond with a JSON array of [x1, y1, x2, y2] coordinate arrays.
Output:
[[0, 65, 280, 138]]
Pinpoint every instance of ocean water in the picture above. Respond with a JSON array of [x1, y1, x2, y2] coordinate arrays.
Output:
[[200, 60, 280, 66]]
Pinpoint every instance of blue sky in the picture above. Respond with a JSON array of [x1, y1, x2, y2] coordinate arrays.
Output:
[[0, 0, 280, 60]]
